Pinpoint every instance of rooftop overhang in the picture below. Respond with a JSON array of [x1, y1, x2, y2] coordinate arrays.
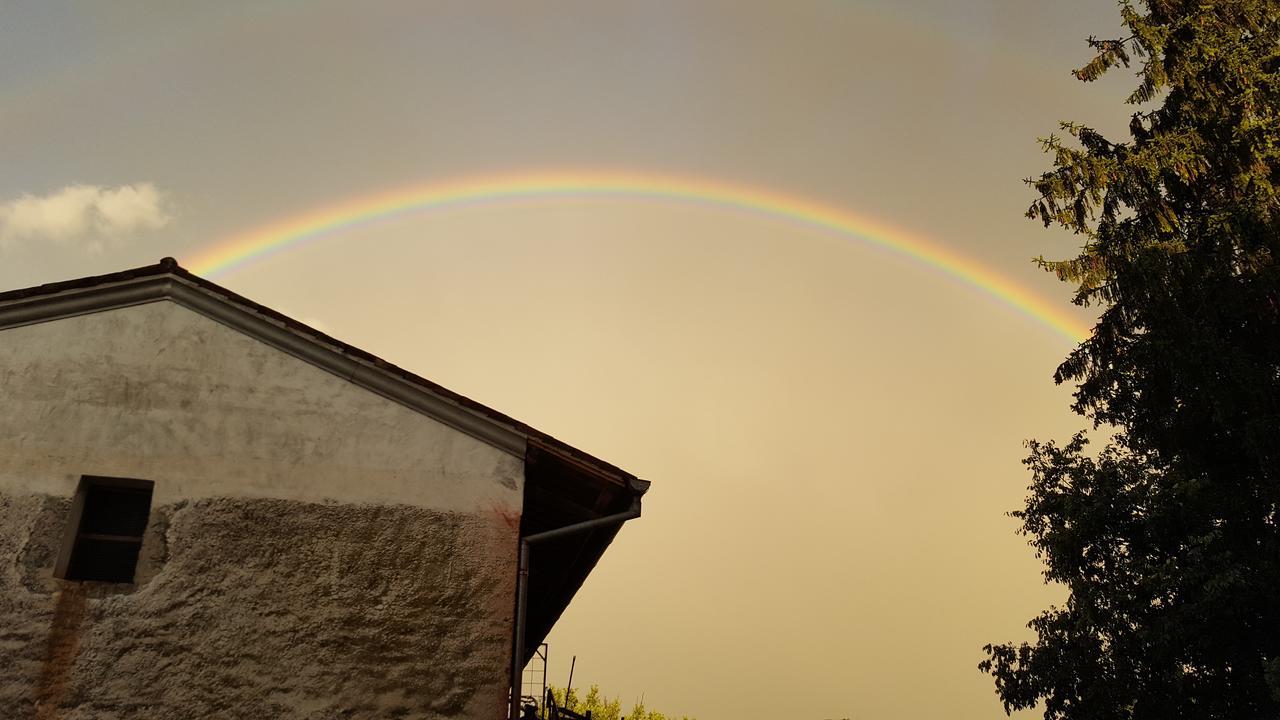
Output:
[[519, 441, 650, 664]]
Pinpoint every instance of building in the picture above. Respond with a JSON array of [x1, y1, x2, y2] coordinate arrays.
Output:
[[0, 258, 648, 719]]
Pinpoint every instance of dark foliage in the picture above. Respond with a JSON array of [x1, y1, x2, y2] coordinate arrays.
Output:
[[980, 2, 1280, 718]]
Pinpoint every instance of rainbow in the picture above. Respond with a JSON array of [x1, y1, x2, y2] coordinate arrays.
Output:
[[186, 170, 1091, 343]]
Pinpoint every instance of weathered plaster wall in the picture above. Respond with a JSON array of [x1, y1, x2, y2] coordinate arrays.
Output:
[[0, 300, 523, 512], [0, 301, 525, 719]]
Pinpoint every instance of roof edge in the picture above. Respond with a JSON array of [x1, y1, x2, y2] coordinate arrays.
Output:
[[0, 263, 530, 457], [0, 260, 643, 483], [169, 276, 530, 457]]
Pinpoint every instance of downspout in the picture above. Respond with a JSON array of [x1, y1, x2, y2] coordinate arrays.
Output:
[[509, 479, 649, 720]]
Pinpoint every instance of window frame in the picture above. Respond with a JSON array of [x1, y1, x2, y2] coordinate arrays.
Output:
[[54, 475, 155, 583]]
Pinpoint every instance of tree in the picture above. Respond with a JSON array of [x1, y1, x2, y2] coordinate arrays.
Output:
[[980, 2, 1280, 718], [547, 684, 695, 720]]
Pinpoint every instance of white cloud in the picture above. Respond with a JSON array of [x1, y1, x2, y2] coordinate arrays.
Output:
[[0, 183, 171, 249]]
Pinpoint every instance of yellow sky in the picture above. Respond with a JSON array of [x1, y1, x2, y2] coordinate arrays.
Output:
[[0, 2, 1138, 717]]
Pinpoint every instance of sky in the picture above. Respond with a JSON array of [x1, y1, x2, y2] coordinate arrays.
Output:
[[0, 2, 1139, 718]]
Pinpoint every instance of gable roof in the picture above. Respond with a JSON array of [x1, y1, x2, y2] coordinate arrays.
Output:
[[0, 257, 648, 659]]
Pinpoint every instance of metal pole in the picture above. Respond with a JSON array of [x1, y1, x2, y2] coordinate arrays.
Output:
[[510, 541, 531, 720], [566, 655, 576, 709]]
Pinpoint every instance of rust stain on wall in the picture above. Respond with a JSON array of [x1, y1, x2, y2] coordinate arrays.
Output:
[[489, 502, 521, 534], [34, 584, 87, 720]]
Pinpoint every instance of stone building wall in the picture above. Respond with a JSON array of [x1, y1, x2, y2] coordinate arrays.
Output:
[[0, 301, 524, 719]]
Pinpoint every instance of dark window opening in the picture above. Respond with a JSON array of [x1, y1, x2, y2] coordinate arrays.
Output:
[[56, 476, 154, 583]]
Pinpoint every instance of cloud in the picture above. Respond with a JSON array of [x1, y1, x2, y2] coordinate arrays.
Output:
[[0, 183, 171, 249]]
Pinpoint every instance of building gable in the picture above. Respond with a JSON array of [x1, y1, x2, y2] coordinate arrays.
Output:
[[0, 299, 522, 511], [0, 259, 650, 683]]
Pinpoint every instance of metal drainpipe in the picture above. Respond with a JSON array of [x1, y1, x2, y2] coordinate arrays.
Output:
[[509, 488, 646, 720]]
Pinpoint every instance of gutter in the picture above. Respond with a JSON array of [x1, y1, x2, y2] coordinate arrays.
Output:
[[509, 477, 650, 720]]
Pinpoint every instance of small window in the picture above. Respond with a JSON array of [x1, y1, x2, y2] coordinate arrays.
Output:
[[55, 476, 154, 583]]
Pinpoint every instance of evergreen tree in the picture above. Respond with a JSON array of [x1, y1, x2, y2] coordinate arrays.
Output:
[[981, 2, 1280, 718]]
